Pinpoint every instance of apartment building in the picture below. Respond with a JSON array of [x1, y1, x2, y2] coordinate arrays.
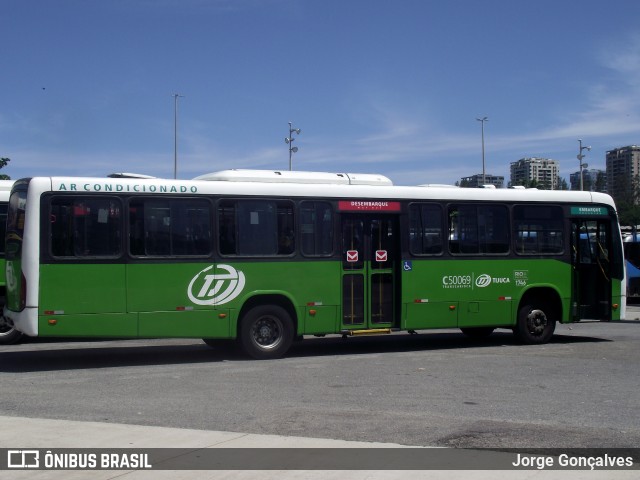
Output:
[[509, 157, 560, 189]]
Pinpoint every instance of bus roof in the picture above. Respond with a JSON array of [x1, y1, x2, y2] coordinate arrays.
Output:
[[0, 179, 15, 201], [107, 172, 157, 179], [193, 169, 393, 186], [17, 172, 617, 209]]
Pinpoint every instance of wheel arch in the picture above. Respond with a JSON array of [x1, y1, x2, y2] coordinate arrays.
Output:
[[237, 293, 299, 337], [518, 286, 563, 322]]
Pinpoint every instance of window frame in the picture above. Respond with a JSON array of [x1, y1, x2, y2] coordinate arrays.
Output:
[[47, 195, 124, 260], [299, 200, 335, 258], [408, 202, 445, 256], [128, 196, 214, 259], [216, 198, 297, 258], [513, 204, 564, 256], [448, 203, 510, 256]]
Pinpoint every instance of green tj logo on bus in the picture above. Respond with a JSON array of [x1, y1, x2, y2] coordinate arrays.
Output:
[[187, 264, 246, 305]]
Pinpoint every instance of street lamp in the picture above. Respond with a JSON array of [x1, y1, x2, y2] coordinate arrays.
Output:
[[173, 93, 184, 179], [476, 116, 488, 186], [285, 122, 301, 171], [577, 139, 591, 191]]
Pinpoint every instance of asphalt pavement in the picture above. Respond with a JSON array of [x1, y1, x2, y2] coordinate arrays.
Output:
[[0, 415, 637, 480], [1, 307, 639, 479]]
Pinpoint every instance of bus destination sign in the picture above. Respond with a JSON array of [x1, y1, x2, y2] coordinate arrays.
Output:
[[570, 206, 608, 216], [338, 200, 401, 212]]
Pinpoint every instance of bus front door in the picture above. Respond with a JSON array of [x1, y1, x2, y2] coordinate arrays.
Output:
[[571, 219, 612, 320], [341, 214, 399, 332]]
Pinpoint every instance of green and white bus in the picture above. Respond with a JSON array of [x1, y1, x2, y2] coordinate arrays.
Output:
[[0, 180, 21, 344], [3, 170, 625, 358]]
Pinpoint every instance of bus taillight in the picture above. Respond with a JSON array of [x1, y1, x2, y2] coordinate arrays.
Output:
[[20, 272, 26, 310]]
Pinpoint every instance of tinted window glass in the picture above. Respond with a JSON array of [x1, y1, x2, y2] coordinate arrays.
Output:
[[409, 203, 443, 255], [218, 199, 295, 256], [50, 197, 122, 257], [300, 201, 333, 256], [129, 198, 211, 257], [449, 204, 509, 254], [514, 205, 563, 255]]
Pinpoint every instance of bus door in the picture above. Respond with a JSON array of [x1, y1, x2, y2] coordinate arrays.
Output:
[[341, 214, 399, 331], [571, 218, 612, 320]]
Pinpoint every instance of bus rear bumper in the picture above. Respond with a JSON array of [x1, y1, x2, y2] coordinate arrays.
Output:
[[3, 307, 38, 337]]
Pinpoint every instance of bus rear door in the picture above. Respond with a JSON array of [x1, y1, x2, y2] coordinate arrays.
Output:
[[340, 213, 400, 333]]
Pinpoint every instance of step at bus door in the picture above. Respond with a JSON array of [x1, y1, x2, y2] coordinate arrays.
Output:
[[341, 214, 399, 330]]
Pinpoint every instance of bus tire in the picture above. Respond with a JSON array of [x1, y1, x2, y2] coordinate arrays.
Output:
[[239, 305, 294, 360], [513, 303, 556, 344], [460, 327, 495, 338], [0, 321, 24, 345]]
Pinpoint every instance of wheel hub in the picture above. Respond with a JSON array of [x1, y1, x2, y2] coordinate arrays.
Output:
[[527, 309, 547, 336], [258, 324, 271, 339], [252, 317, 281, 348]]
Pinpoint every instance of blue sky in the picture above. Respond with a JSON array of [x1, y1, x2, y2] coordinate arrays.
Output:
[[2, 0, 640, 186]]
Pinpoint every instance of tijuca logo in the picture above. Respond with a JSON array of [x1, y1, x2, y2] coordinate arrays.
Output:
[[188, 264, 246, 306]]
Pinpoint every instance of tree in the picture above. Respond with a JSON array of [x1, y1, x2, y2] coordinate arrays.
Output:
[[557, 177, 569, 190], [615, 174, 640, 227], [0, 157, 10, 180]]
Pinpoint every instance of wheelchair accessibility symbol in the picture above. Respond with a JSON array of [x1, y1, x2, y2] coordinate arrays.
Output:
[[403, 261, 413, 271]]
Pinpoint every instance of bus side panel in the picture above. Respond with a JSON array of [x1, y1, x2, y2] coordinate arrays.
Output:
[[38, 313, 138, 337], [139, 310, 230, 338], [612, 279, 624, 321], [401, 260, 459, 329], [38, 263, 129, 336], [402, 258, 572, 329], [126, 261, 342, 338], [404, 302, 458, 329], [458, 300, 512, 328], [127, 262, 230, 338], [230, 261, 342, 336], [126, 262, 214, 312]]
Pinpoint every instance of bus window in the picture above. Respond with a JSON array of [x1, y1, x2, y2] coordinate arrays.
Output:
[[129, 198, 211, 257], [514, 205, 563, 255], [448, 204, 509, 254], [300, 201, 333, 256], [218, 199, 295, 256], [409, 203, 443, 255], [50, 197, 122, 258]]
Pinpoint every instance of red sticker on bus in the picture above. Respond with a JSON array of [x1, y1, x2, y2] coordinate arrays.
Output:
[[338, 201, 401, 212], [375, 250, 388, 262], [346, 250, 359, 262]]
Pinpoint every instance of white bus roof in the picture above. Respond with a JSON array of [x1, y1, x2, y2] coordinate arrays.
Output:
[[17, 171, 618, 210], [0, 179, 15, 201], [107, 173, 157, 179], [193, 169, 393, 186], [0, 180, 15, 191]]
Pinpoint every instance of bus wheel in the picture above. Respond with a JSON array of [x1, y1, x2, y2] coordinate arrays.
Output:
[[513, 304, 556, 344], [460, 327, 495, 338], [239, 305, 294, 360], [0, 317, 24, 345]]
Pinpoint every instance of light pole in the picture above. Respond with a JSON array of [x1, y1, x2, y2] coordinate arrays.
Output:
[[173, 93, 184, 179], [577, 139, 591, 191], [476, 116, 488, 186], [285, 122, 301, 171]]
